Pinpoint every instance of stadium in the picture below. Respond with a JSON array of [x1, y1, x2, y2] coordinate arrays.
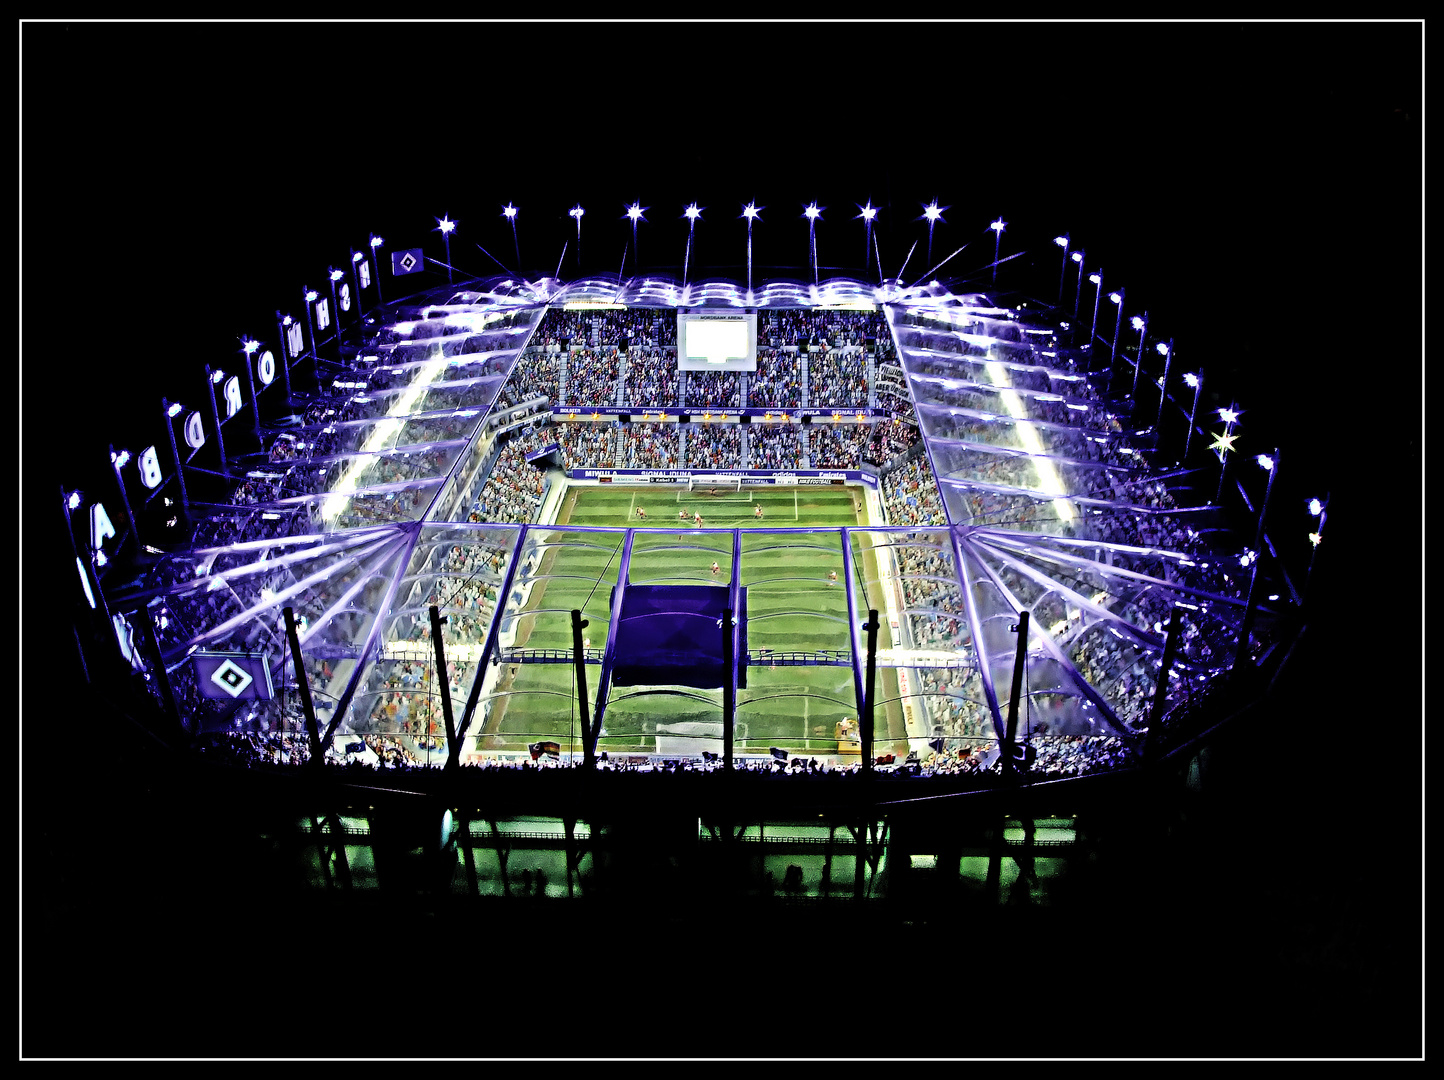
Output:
[[60, 220, 1310, 892], [24, 20, 1421, 1060]]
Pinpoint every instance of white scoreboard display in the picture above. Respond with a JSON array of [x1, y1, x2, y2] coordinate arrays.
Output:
[[676, 311, 757, 372]]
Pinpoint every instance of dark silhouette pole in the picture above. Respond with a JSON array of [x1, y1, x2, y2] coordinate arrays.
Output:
[[571, 609, 593, 769]]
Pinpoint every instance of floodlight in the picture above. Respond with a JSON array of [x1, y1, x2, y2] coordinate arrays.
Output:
[[742, 203, 761, 220], [1131, 316, 1146, 331], [369, 235, 383, 248], [804, 203, 822, 219], [990, 218, 1006, 232], [1109, 291, 1123, 304], [626, 202, 646, 221], [1308, 498, 1323, 516], [503, 203, 517, 218], [1072, 251, 1084, 263], [1309, 532, 1322, 547], [1219, 407, 1239, 424], [114, 449, 131, 469], [1182, 372, 1199, 388], [569, 205, 585, 219], [1054, 235, 1069, 247], [1156, 342, 1170, 356], [330, 268, 344, 281], [684, 203, 702, 220], [1257, 454, 1274, 471], [305, 291, 318, 302], [859, 203, 877, 220], [167, 402, 183, 417], [923, 202, 943, 221], [211, 369, 225, 383], [1088, 273, 1101, 285], [437, 216, 455, 233], [68, 491, 82, 510], [352, 251, 364, 263]]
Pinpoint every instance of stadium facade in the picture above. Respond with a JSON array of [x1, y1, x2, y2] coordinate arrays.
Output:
[[60, 236, 1307, 905]]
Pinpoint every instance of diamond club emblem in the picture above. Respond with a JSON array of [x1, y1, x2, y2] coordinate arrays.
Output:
[[398, 252, 418, 272], [210, 658, 254, 698]]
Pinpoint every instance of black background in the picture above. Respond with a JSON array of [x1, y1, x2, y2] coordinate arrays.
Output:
[[21, 19, 1422, 1059]]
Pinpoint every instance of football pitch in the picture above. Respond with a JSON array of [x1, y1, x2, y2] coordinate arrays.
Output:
[[475, 484, 906, 759]]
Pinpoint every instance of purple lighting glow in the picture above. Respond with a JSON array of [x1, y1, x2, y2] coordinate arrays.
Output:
[[502, 203, 517, 219], [437, 216, 455, 234]]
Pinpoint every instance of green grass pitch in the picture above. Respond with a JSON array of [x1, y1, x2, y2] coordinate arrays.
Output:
[[476, 485, 905, 758]]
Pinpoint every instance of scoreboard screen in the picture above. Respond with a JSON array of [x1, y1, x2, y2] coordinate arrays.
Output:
[[677, 312, 757, 372]]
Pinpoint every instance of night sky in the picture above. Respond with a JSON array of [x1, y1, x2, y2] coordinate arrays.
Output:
[[21, 20, 1421, 1059]]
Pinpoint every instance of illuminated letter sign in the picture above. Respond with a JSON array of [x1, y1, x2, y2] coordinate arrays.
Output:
[[340, 283, 351, 311], [287, 322, 304, 358], [76, 556, 96, 609], [113, 613, 135, 664], [257, 349, 276, 386], [223, 375, 242, 418], [184, 411, 206, 449], [138, 445, 163, 489], [315, 298, 330, 330], [90, 502, 115, 552], [358, 260, 371, 289]]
